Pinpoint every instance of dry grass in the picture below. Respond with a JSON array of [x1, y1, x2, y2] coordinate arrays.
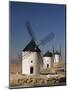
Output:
[[10, 73, 65, 87], [10, 61, 66, 87]]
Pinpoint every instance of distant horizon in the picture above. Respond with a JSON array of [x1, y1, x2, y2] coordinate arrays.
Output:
[[10, 1, 66, 63]]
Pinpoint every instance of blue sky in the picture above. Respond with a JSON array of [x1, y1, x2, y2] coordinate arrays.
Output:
[[10, 1, 66, 61]]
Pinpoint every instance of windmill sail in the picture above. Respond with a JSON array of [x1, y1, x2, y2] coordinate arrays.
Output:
[[26, 21, 36, 41], [24, 21, 55, 58], [38, 32, 55, 46]]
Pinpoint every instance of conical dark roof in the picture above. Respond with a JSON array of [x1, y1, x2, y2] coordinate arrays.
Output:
[[43, 51, 53, 57], [53, 51, 60, 55], [23, 40, 41, 52]]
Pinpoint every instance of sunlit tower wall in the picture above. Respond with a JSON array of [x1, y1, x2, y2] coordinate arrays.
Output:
[[22, 40, 42, 75]]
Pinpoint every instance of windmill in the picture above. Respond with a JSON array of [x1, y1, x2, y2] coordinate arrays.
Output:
[[22, 21, 55, 75]]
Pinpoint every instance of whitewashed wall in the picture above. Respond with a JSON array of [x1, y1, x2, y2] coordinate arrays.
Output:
[[54, 54, 60, 63], [43, 57, 52, 69], [22, 51, 41, 75]]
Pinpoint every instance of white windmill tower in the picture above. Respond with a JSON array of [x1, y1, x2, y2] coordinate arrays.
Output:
[[22, 21, 55, 75], [43, 51, 53, 69], [53, 51, 61, 63], [22, 40, 42, 75], [52, 45, 62, 68], [53, 46, 61, 63]]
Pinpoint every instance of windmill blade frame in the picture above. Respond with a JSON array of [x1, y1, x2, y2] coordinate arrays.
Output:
[[38, 32, 55, 46], [26, 21, 36, 41]]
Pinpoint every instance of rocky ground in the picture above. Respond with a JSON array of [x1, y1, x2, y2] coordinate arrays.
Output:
[[9, 61, 66, 88], [10, 69, 66, 88]]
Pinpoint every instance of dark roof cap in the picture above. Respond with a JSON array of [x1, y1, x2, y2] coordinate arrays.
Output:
[[53, 51, 60, 55], [23, 40, 41, 52], [43, 51, 53, 57]]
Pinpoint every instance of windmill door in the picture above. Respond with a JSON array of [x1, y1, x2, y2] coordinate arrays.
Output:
[[47, 64, 49, 68], [30, 66, 33, 74]]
